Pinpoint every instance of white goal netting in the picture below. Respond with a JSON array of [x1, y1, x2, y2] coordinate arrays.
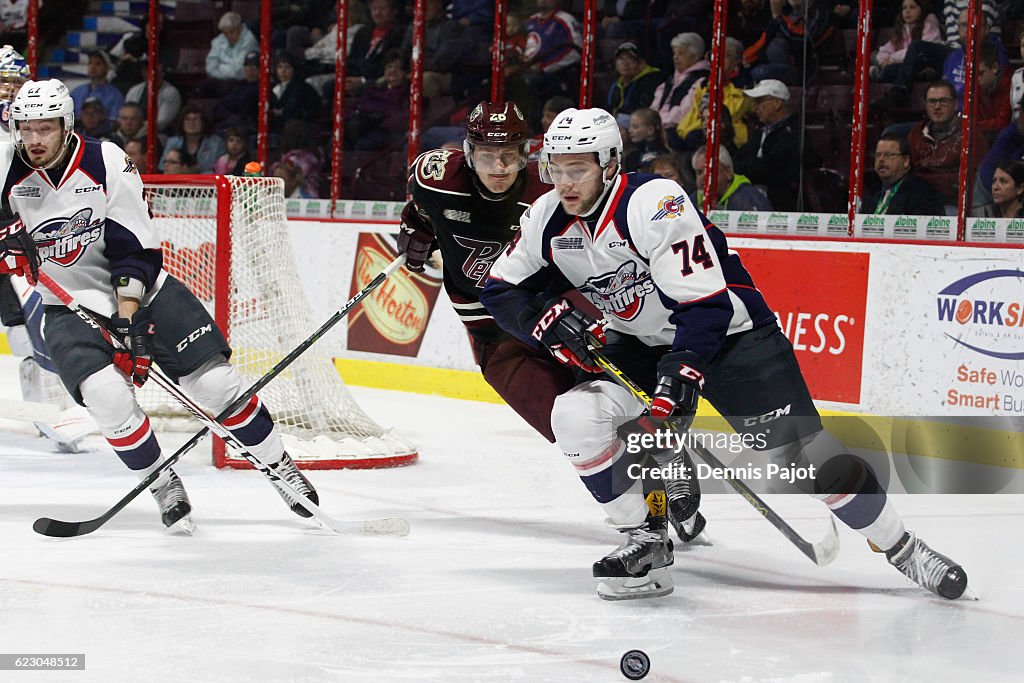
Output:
[[139, 175, 417, 469]]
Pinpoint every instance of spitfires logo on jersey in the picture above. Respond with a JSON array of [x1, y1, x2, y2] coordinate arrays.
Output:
[[652, 194, 687, 221], [582, 261, 656, 320], [34, 208, 104, 266]]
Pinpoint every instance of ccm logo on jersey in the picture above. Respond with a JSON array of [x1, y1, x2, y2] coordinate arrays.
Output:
[[177, 323, 213, 352], [74, 185, 102, 194], [742, 404, 791, 427]]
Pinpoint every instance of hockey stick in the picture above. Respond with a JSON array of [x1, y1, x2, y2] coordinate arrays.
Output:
[[31, 256, 410, 537], [584, 335, 839, 567]]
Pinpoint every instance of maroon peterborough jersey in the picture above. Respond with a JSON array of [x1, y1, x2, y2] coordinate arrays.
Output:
[[408, 148, 546, 342]]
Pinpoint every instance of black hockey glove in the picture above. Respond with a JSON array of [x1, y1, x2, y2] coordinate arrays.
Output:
[[651, 350, 705, 429], [397, 201, 434, 273], [0, 211, 40, 284], [524, 296, 606, 373], [111, 308, 155, 388]]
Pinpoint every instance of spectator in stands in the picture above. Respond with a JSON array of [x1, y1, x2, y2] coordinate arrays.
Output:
[[203, 11, 259, 95], [623, 108, 669, 172], [862, 133, 944, 215], [743, 0, 836, 85], [124, 68, 182, 134], [907, 80, 969, 207], [975, 42, 1012, 145], [1011, 30, 1024, 120], [161, 148, 198, 175], [75, 98, 114, 140], [606, 42, 662, 126], [0, 0, 27, 52], [734, 78, 806, 211], [870, 0, 942, 83], [270, 52, 322, 135], [212, 127, 252, 176], [730, 0, 773, 50], [213, 51, 260, 132], [303, 3, 370, 96], [942, 0, 1000, 49], [272, 0, 334, 60], [978, 160, 1024, 218], [278, 119, 324, 193], [345, 0, 406, 95], [71, 50, 123, 122], [676, 37, 752, 150], [521, 0, 583, 127], [874, 1, 1002, 109], [650, 153, 688, 185], [975, 95, 1024, 210], [650, 32, 709, 149], [678, 94, 739, 157], [942, 11, 1006, 105], [345, 50, 410, 151], [160, 104, 226, 174], [692, 145, 773, 211], [123, 138, 153, 174], [399, 0, 463, 98], [272, 151, 319, 198], [110, 103, 146, 150]]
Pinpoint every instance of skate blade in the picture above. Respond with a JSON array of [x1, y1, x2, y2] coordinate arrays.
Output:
[[597, 568, 674, 601], [167, 515, 196, 536]]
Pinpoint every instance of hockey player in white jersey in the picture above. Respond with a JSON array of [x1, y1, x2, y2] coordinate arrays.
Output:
[[481, 107, 969, 601], [0, 79, 318, 530], [0, 45, 73, 418]]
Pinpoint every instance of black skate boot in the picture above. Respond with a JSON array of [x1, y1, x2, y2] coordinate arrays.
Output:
[[269, 452, 319, 518], [593, 517, 674, 601], [885, 531, 969, 600], [656, 448, 706, 543], [150, 470, 195, 533]]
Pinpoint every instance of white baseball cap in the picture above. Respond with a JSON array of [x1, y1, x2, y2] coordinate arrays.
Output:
[[743, 79, 790, 101]]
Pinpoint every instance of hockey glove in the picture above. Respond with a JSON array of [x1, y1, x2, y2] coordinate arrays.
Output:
[[651, 350, 705, 429], [111, 308, 155, 388], [0, 212, 40, 284], [397, 202, 434, 273], [526, 296, 606, 373]]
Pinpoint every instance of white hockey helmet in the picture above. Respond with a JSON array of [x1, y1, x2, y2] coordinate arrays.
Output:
[[539, 107, 622, 183], [10, 79, 75, 152]]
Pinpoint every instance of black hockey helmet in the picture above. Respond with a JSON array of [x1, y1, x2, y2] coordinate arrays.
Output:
[[464, 101, 530, 171]]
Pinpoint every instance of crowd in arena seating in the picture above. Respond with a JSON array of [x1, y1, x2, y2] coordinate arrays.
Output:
[[1, 0, 1021, 215]]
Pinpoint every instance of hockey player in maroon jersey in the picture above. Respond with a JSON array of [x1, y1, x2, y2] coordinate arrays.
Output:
[[397, 100, 577, 442], [481, 107, 970, 601], [0, 79, 318, 531]]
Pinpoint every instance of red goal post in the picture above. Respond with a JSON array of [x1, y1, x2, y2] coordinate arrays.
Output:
[[139, 174, 418, 470]]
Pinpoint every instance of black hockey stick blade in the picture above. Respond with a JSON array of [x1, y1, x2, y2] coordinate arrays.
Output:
[[584, 334, 840, 566]]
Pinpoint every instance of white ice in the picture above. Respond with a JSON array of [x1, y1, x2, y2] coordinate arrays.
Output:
[[0, 356, 1021, 683]]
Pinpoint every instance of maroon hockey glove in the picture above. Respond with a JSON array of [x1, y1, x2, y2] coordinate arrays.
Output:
[[0, 212, 40, 284], [111, 308, 155, 388], [397, 202, 434, 273], [651, 350, 704, 428], [528, 297, 606, 373]]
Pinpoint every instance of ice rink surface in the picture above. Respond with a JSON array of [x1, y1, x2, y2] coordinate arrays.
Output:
[[0, 357, 1022, 682]]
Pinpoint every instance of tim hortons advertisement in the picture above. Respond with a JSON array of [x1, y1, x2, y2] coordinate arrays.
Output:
[[909, 253, 1024, 416], [736, 248, 869, 404], [347, 232, 443, 356]]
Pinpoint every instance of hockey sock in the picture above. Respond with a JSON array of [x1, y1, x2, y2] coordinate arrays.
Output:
[[80, 366, 164, 478]]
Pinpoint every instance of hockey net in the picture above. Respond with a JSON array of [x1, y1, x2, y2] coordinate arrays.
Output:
[[138, 174, 417, 469]]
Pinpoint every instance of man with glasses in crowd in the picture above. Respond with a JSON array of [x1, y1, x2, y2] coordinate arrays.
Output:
[[864, 132, 943, 216], [908, 79, 978, 208]]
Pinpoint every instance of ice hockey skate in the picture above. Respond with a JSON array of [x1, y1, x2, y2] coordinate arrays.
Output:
[[150, 470, 195, 534], [269, 452, 319, 518], [885, 531, 971, 600], [656, 448, 708, 545], [593, 519, 674, 600]]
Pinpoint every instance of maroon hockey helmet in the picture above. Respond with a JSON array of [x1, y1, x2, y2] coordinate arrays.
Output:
[[464, 101, 530, 172]]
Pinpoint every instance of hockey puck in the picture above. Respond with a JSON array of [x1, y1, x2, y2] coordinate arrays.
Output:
[[619, 649, 650, 680]]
